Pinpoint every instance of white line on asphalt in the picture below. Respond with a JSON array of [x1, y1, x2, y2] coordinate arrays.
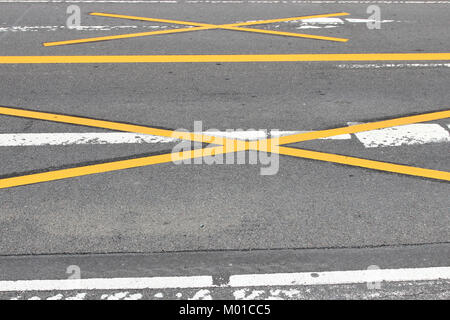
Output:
[[0, 25, 170, 32], [349, 123, 450, 148], [228, 267, 450, 287], [0, 131, 350, 146], [1, 123, 449, 147], [0, 18, 398, 33], [0, 266, 449, 292], [0, 276, 213, 292], [0, 132, 177, 146]]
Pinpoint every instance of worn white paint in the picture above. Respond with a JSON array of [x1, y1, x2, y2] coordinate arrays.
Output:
[[65, 293, 87, 300], [351, 123, 450, 148], [0, 130, 351, 146], [1, 124, 448, 147], [1, 266, 449, 292], [0, 275, 213, 292], [0, 132, 177, 146], [189, 289, 213, 300], [0, 25, 169, 32], [228, 267, 450, 287]]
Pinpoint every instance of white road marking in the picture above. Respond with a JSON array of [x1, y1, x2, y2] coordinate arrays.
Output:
[[0, 132, 177, 146], [100, 291, 142, 300], [0, 276, 213, 292], [337, 63, 450, 69], [189, 289, 213, 300], [0, 130, 349, 147], [0, 266, 448, 292], [0, 18, 398, 33], [228, 267, 450, 287], [0, 25, 170, 32], [350, 123, 450, 148], [65, 293, 87, 300], [1, 124, 448, 147], [345, 18, 394, 23], [233, 288, 265, 299]]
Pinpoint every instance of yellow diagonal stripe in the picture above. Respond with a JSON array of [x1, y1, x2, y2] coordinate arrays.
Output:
[[90, 12, 213, 27], [0, 106, 448, 188], [0, 106, 225, 145], [43, 26, 213, 47], [275, 110, 450, 145], [276, 146, 450, 181], [90, 12, 350, 28], [43, 12, 349, 46], [223, 26, 348, 42], [0, 140, 250, 189], [0, 147, 217, 189]]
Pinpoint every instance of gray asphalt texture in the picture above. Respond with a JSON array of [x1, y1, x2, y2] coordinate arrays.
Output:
[[0, 244, 448, 299], [0, 0, 448, 292]]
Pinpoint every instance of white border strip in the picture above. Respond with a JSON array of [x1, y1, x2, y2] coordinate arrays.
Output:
[[0, 130, 350, 146], [229, 267, 450, 287], [1, 123, 449, 147], [0, 267, 449, 292], [0, 276, 213, 292]]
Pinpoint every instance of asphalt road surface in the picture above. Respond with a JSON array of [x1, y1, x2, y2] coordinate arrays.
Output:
[[0, 0, 448, 300]]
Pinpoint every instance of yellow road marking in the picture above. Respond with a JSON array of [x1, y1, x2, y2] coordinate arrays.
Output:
[[0, 106, 448, 188], [0, 146, 220, 189], [2, 53, 450, 64], [43, 27, 214, 47], [0, 140, 250, 189], [0, 106, 230, 145], [43, 12, 349, 46], [274, 110, 450, 145], [275, 146, 450, 181], [90, 12, 350, 27], [222, 26, 348, 42]]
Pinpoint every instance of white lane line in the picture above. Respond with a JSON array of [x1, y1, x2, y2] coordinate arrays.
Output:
[[350, 123, 450, 148], [337, 63, 450, 69], [229, 267, 450, 287], [1, 124, 449, 147], [0, 25, 170, 32], [0, 266, 449, 292], [0, 130, 350, 146], [0, 18, 399, 33], [0, 276, 213, 292], [0, 132, 177, 146]]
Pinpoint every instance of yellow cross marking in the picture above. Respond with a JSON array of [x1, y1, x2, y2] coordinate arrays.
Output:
[[43, 12, 350, 47], [0, 106, 448, 189]]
